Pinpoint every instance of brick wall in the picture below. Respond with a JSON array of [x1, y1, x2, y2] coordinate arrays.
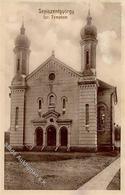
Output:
[[25, 60, 80, 146], [10, 88, 25, 146], [97, 89, 112, 146], [78, 83, 97, 148]]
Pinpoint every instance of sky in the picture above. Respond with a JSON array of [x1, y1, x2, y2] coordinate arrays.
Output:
[[0, 0, 121, 132]]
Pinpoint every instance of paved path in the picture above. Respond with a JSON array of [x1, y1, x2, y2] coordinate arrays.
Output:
[[78, 157, 120, 190]]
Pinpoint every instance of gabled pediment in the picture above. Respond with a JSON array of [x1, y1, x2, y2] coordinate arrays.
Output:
[[26, 55, 81, 82], [42, 110, 60, 119]]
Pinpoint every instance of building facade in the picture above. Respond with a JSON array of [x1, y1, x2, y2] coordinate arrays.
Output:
[[9, 11, 117, 151]]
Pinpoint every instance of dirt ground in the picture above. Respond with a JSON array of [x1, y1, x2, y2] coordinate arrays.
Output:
[[4, 155, 118, 190]]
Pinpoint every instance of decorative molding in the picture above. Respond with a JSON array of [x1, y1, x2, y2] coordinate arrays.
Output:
[[10, 89, 25, 93], [26, 57, 81, 82], [79, 84, 97, 88], [42, 110, 60, 119], [31, 119, 47, 126], [9, 85, 26, 90], [57, 119, 72, 125]]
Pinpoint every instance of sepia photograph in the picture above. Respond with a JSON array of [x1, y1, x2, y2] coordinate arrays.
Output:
[[0, 0, 122, 191]]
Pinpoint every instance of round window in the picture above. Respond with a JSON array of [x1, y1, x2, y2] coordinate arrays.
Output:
[[49, 73, 55, 81]]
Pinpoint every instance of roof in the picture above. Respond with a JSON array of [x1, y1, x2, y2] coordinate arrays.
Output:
[[26, 54, 82, 81], [97, 79, 115, 89], [97, 79, 118, 104]]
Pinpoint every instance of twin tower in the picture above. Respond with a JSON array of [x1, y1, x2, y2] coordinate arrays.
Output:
[[12, 10, 98, 86]]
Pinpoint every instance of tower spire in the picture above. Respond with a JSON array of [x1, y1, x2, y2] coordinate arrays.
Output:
[[13, 19, 30, 79], [87, 7, 92, 25], [80, 7, 97, 75], [20, 17, 25, 34]]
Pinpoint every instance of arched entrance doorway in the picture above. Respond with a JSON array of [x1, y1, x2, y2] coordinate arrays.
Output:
[[35, 127, 43, 146], [60, 127, 68, 146], [47, 126, 56, 146]]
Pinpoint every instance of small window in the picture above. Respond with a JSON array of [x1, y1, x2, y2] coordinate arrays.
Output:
[[85, 104, 89, 125], [17, 59, 20, 71], [15, 107, 19, 129], [49, 73, 55, 81], [50, 118, 54, 122], [49, 95, 55, 105]]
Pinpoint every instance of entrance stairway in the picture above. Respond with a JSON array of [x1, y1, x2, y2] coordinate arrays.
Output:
[[57, 146, 68, 152], [43, 146, 56, 152], [28, 146, 69, 152]]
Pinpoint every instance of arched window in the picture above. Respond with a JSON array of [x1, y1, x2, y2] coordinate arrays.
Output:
[[98, 105, 106, 130], [22, 59, 26, 74], [63, 99, 66, 109], [86, 51, 89, 66], [49, 95, 55, 105], [61, 96, 68, 114], [15, 107, 19, 129], [17, 59, 20, 71], [39, 99, 42, 109], [48, 93, 56, 108], [85, 104, 89, 125], [37, 98, 43, 114]]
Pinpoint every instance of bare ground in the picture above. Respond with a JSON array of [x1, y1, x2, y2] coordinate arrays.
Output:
[[4, 155, 118, 190]]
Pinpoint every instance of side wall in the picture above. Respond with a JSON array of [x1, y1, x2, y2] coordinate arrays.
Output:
[[78, 83, 97, 149], [10, 88, 25, 147], [97, 89, 112, 148]]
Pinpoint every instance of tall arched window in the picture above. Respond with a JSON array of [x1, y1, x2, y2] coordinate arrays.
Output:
[[39, 99, 42, 109], [98, 105, 106, 130], [86, 51, 89, 66], [85, 104, 89, 125], [48, 93, 56, 108], [15, 107, 19, 129], [17, 59, 20, 71], [22, 59, 26, 74], [61, 96, 68, 114], [63, 99, 66, 109], [37, 98, 43, 116]]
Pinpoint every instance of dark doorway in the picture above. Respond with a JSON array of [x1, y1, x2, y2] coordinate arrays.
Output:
[[60, 127, 68, 146], [35, 127, 43, 146], [47, 126, 56, 146]]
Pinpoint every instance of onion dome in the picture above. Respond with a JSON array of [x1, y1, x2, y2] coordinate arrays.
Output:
[[80, 10, 97, 40], [15, 23, 30, 48]]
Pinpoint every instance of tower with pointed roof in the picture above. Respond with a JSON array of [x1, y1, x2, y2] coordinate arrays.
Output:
[[13, 22, 30, 78], [10, 23, 31, 148], [80, 10, 97, 75], [76, 10, 98, 151]]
